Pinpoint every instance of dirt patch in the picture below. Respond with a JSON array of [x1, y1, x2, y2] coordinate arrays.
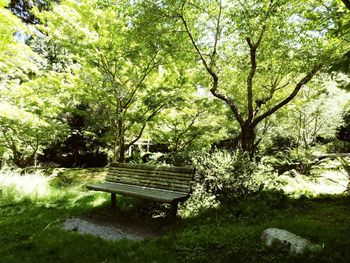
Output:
[[63, 210, 174, 241], [63, 218, 146, 241]]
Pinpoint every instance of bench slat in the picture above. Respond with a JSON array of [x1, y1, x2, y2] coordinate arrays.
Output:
[[86, 182, 189, 203], [108, 167, 193, 180], [106, 174, 191, 189], [110, 162, 195, 174], [106, 176, 190, 192]]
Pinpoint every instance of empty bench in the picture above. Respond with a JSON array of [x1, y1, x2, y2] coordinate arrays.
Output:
[[86, 162, 195, 217]]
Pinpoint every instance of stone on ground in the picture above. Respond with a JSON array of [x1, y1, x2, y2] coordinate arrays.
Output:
[[261, 228, 323, 255]]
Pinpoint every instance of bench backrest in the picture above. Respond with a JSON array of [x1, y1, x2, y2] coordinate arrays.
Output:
[[106, 162, 195, 193]]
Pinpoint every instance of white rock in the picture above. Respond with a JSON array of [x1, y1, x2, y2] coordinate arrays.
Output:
[[261, 228, 323, 255]]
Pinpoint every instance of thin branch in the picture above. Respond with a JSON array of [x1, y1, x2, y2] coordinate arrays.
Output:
[[188, 2, 217, 20], [125, 102, 166, 148], [178, 132, 202, 152], [179, 15, 214, 77], [177, 109, 204, 138], [211, 0, 222, 69], [252, 64, 323, 127], [210, 88, 244, 126], [179, 3, 244, 125], [123, 50, 160, 110]]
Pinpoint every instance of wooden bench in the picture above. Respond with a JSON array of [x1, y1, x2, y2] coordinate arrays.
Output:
[[86, 162, 195, 217]]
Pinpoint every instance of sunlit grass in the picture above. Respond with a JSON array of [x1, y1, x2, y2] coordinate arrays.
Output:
[[0, 168, 51, 199], [280, 170, 348, 197]]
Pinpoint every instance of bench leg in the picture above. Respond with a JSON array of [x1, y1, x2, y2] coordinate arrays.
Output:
[[171, 201, 178, 219], [111, 193, 116, 209]]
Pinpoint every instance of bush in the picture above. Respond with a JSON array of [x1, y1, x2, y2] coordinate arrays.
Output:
[[263, 135, 297, 155], [263, 149, 315, 175], [338, 157, 350, 195], [192, 150, 261, 203], [326, 140, 350, 153]]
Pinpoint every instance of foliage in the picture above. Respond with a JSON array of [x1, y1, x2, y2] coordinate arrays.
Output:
[[35, 0, 183, 162], [262, 134, 297, 155], [151, 96, 227, 165], [0, 73, 73, 167], [338, 157, 350, 194], [261, 149, 315, 176], [144, 0, 349, 156], [38, 104, 108, 168], [261, 82, 350, 152], [326, 140, 350, 153], [336, 110, 350, 142], [0, 0, 80, 167], [192, 150, 261, 202], [0, 0, 43, 83]]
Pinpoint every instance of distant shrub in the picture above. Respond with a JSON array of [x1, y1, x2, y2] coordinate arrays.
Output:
[[263, 149, 315, 175], [326, 140, 350, 153], [263, 135, 297, 155], [338, 157, 350, 195], [192, 150, 261, 203]]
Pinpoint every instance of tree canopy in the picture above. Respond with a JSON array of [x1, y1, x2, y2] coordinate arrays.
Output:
[[0, 0, 349, 166]]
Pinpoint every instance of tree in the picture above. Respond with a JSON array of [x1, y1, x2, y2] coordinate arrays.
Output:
[[0, 0, 71, 167], [151, 92, 228, 163], [148, 0, 347, 157], [267, 80, 350, 150], [36, 0, 181, 162]]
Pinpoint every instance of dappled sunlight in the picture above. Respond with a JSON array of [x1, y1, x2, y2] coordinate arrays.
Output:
[[89, 194, 108, 208], [280, 170, 349, 197], [0, 170, 51, 198]]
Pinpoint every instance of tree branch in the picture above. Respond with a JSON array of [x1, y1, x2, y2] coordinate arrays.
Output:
[[211, 0, 222, 69], [123, 50, 160, 110], [125, 102, 166, 149], [179, 3, 244, 126], [246, 37, 257, 121], [341, 0, 350, 10], [246, 0, 273, 121], [210, 86, 244, 126], [252, 64, 323, 127]]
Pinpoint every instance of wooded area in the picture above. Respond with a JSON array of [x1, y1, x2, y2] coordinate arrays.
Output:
[[0, 0, 350, 262], [0, 0, 349, 167]]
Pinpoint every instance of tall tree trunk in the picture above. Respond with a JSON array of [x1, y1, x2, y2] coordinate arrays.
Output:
[[113, 118, 126, 163], [240, 123, 255, 158]]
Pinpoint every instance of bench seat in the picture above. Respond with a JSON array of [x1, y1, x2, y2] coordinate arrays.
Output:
[[87, 182, 189, 203]]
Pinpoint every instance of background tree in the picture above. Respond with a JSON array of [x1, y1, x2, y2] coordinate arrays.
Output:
[[0, 0, 72, 167], [265, 80, 350, 150], [151, 91, 228, 164], [147, 0, 347, 157], [37, 0, 183, 162]]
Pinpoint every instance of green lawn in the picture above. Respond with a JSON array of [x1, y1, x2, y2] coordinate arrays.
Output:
[[0, 168, 349, 263]]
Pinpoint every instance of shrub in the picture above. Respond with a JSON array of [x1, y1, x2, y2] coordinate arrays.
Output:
[[263, 149, 315, 175], [338, 157, 350, 195], [263, 134, 297, 155], [326, 140, 350, 153], [192, 150, 261, 203]]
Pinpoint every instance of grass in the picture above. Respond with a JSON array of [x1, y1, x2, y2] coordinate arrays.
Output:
[[0, 167, 349, 262]]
